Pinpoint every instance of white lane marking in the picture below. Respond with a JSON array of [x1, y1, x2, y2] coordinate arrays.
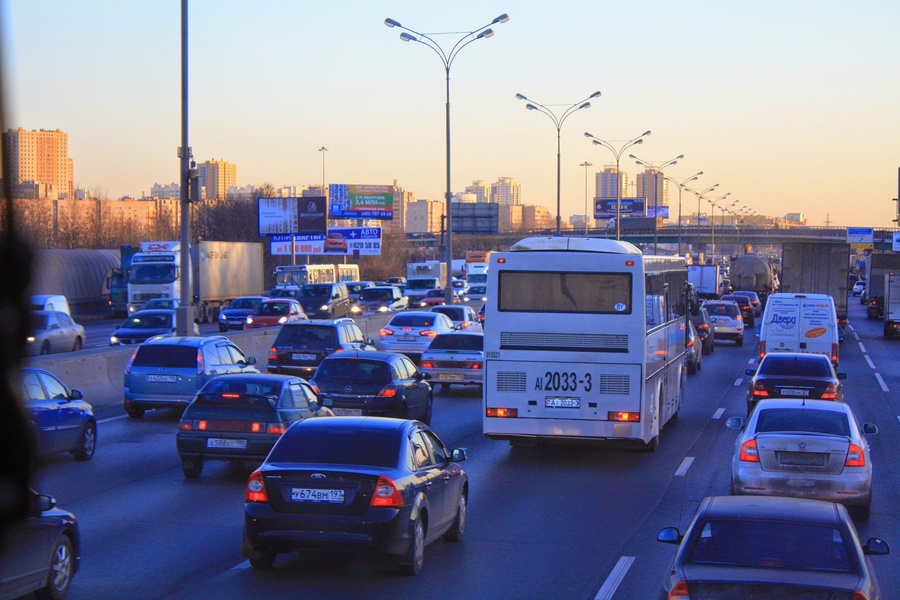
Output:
[[864, 355, 876, 370], [98, 414, 128, 425], [674, 457, 695, 477], [713, 408, 725, 420], [594, 556, 635, 600], [875, 374, 889, 393], [858, 342, 867, 354], [747, 358, 756, 365], [734, 378, 744, 387], [211, 561, 251, 582], [853, 332, 860, 342], [848, 324, 855, 332]]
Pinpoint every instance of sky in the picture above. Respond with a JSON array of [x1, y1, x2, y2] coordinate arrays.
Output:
[[3, 1, 899, 228]]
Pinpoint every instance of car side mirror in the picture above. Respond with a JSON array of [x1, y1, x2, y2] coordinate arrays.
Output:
[[70, 390, 84, 400], [35, 494, 56, 513], [745, 369, 756, 376], [657, 527, 682, 544], [862, 423, 878, 435], [245, 356, 258, 365], [420, 371, 432, 381], [726, 416, 744, 430], [837, 373, 847, 380], [864, 538, 890, 556], [366, 338, 375, 346], [451, 448, 467, 463]]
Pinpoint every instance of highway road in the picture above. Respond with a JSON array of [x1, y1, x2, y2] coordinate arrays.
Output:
[[29, 299, 900, 599]]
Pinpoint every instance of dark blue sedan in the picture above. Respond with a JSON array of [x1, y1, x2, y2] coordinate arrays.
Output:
[[22, 368, 96, 461], [242, 417, 467, 575]]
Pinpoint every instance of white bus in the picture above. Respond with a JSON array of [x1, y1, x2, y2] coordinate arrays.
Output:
[[273, 264, 360, 287], [483, 237, 690, 450]]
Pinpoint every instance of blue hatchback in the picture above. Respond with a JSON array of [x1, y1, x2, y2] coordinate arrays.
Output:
[[22, 368, 96, 461]]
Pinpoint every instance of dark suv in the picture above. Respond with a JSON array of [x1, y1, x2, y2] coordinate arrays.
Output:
[[689, 306, 716, 355], [267, 318, 376, 376], [298, 283, 351, 318]]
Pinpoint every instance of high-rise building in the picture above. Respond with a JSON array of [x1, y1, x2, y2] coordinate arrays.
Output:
[[522, 205, 552, 230], [198, 159, 237, 200], [464, 180, 491, 203], [635, 168, 668, 219], [596, 167, 627, 200], [491, 176, 521, 206], [3, 128, 74, 199], [405, 199, 444, 234]]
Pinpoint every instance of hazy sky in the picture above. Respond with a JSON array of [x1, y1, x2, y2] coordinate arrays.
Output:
[[4, 1, 899, 227]]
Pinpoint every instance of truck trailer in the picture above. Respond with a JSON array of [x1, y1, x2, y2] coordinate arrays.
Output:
[[884, 272, 900, 338], [864, 253, 900, 320], [779, 242, 850, 327], [687, 264, 721, 299]]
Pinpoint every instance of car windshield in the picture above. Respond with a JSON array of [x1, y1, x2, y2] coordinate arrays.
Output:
[[278, 326, 337, 345], [360, 288, 394, 302], [390, 314, 437, 328], [257, 302, 289, 315], [229, 298, 261, 309], [688, 518, 853, 573], [123, 313, 172, 329], [346, 283, 369, 294], [755, 408, 851, 436], [268, 426, 401, 467], [759, 357, 832, 377], [428, 334, 483, 351], [316, 359, 390, 383]]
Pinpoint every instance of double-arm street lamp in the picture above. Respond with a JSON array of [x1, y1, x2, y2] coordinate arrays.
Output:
[[684, 183, 719, 260], [664, 171, 703, 256], [631, 153, 682, 254], [385, 13, 509, 304], [584, 130, 651, 241], [579, 161, 593, 235], [516, 91, 602, 235], [706, 193, 731, 262]]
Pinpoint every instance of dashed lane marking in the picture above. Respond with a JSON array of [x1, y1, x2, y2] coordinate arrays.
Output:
[[875, 374, 889, 393], [713, 408, 725, 420], [864, 355, 876, 370], [734, 378, 744, 387], [858, 342, 867, 354], [594, 556, 635, 600], [675, 457, 695, 477]]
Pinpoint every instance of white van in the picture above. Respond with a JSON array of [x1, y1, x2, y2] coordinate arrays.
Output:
[[758, 292, 839, 366], [30, 294, 71, 317]]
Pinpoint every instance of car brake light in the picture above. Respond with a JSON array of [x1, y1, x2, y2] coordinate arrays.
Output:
[[752, 383, 769, 397], [245, 470, 268, 503], [737, 314, 743, 322], [418, 329, 438, 337], [370, 476, 404, 507], [851, 589, 871, 600], [251, 422, 263, 433], [377, 385, 398, 398], [759, 341, 766, 360], [698, 323, 709, 331], [820, 384, 838, 400], [380, 327, 394, 336], [197, 349, 204, 376], [197, 420, 207, 431], [667, 578, 690, 600], [470, 362, 483, 370], [266, 423, 286, 434], [268, 346, 277, 361], [177, 419, 193, 431], [740, 439, 759, 462], [420, 360, 434, 369], [124, 349, 138, 374], [686, 338, 694, 348], [310, 382, 320, 394], [831, 343, 839, 365], [845, 443, 865, 467]]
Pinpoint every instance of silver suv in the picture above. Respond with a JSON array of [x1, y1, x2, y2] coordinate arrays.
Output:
[[123, 336, 259, 418]]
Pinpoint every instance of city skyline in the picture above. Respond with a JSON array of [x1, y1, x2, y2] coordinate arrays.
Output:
[[4, 1, 898, 228]]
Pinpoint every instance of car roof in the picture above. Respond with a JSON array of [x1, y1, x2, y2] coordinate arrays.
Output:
[[752, 398, 849, 413], [760, 352, 829, 363], [701, 495, 843, 523], [141, 335, 230, 347], [320, 350, 403, 361], [282, 318, 355, 327], [295, 415, 415, 433], [131, 309, 176, 316]]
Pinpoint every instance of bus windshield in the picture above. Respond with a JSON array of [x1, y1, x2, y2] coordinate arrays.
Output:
[[498, 271, 632, 314]]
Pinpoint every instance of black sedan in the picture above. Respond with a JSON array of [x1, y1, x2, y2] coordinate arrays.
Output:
[[22, 368, 96, 461], [0, 490, 80, 600], [310, 351, 433, 425], [721, 294, 755, 326], [657, 495, 889, 599], [746, 352, 846, 416], [176, 373, 334, 479], [109, 309, 177, 345], [241, 417, 468, 575]]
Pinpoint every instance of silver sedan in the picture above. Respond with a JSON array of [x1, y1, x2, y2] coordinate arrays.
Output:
[[27, 310, 86, 355], [727, 399, 877, 520]]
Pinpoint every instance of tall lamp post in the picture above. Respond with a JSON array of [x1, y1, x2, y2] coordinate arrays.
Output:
[[665, 171, 703, 256], [684, 184, 719, 260], [385, 13, 509, 304], [318, 146, 328, 191], [706, 192, 730, 262], [579, 161, 593, 235], [631, 153, 682, 254], [515, 91, 602, 235], [584, 130, 651, 241]]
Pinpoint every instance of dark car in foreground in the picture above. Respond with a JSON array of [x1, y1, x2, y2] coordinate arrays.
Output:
[[241, 417, 468, 575], [267, 319, 376, 377], [22, 368, 96, 461], [731, 289, 762, 316], [0, 490, 80, 600], [657, 495, 889, 599], [176, 373, 334, 479], [745, 351, 846, 416], [27, 310, 86, 355]]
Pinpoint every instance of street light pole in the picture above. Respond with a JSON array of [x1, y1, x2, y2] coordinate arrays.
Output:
[[630, 154, 682, 254], [664, 171, 703, 256], [584, 130, 651, 241], [706, 193, 730, 262], [516, 91, 602, 236], [684, 184, 719, 261], [318, 146, 328, 191], [386, 13, 509, 304], [580, 161, 593, 235]]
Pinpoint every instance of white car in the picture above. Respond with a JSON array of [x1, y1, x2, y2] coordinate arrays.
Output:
[[852, 280, 866, 296], [701, 300, 744, 346], [378, 311, 457, 360], [420, 331, 485, 389]]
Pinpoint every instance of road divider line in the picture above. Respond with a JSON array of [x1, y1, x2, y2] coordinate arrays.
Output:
[[713, 408, 725, 420], [674, 457, 695, 477], [733, 378, 743, 387], [875, 374, 889, 393], [858, 342, 867, 354], [853, 332, 860, 342], [747, 358, 755, 364], [593, 556, 635, 600], [848, 324, 855, 332], [98, 414, 128, 425], [864, 355, 876, 370]]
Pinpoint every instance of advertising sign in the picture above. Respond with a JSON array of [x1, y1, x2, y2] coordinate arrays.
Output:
[[846, 227, 874, 245], [257, 197, 326, 236], [893, 231, 900, 252], [329, 184, 394, 219], [270, 228, 382, 256], [647, 205, 669, 219], [594, 197, 647, 218]]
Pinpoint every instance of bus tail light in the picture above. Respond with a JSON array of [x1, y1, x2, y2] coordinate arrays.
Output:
[[739, 439, 759, 462], [845, 443, 865, 467], [608, 412, 640, 422], [486, 407, 517, 418]]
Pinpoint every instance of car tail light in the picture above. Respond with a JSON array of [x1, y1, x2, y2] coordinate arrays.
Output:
[[698, 322, 709, 331], [469, 362, 483, 370], [486, 407, 517, 418], [177, 419, 193, 431], [851, 589, 871, 600], [845, 443, 866, 467], [245, 470, 268, 503], [196, 420, 208, 431], [736, 314, 743, 322], [266, 423, 286, 434], [124, 349, 138, 374], [686, 337, 694, 348], [309, 382, 320, 394], [197, 349, 204, 375], [739, 439, 760, 462], [380, 327, 394, 336], [751, 383, 769, 397], [758, 341, 766, 360], [667, 579, 690, 600], [268, 346, 277, 361], [820, 384, 838, 400], [377, 385, 398, 398], [370, 476, 404, 507], [831, 343, 839, 365], [420, 359, 435, 369], [418, 329, 438, 337]]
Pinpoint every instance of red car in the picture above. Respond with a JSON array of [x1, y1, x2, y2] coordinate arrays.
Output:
[[416, 289, 460, 308], [244, 299, 308, 329]]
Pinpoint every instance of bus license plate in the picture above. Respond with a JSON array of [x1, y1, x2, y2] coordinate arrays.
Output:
[[545, 397, 580, 408], [292, 488, 344, 503]]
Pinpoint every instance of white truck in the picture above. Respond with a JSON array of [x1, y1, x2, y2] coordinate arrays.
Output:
[[127, 241, 264, 323], [884, 272, 900, 338], [687, 264, 721, 300], [404, 261, 448, 305]]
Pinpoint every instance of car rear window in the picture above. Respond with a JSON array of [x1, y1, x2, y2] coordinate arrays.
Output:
[[759, 357, 832, 377], [706, 303, 739, 317], [389, 314, 436, 327], [132, 344, 198, 368], [431, 307, 462, 319], [755, 408, 850, 436], [316, 359, 390, 382], [428, 334, 483, 351], [276, 326, 338, 346], [688, 519, 852, 573], [268, 426, 401, 467]]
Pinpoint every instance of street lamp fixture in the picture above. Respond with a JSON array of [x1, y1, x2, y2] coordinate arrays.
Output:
[[631, 153, 683, 254], [385, 13, 509, 304], [579, 161, 593, 235], [584, 130, 651, 241], [516, 91, 602, 236], [664, 171, 703, 256]]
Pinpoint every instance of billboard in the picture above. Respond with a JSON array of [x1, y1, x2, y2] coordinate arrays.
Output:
[[257, 196, 326, 236], [594, 197, 647, 218], [270, 228, 382, 256], [647, 205, 669, 219], [329, 184, 394, 219]]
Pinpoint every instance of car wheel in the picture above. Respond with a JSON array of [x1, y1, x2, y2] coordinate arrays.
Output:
[[687, 360, 696, 375], [124, 405, 145, 419], [421, 395, 433, 426], [398, 515, 426, 575], [248, 549, 276, 569], [35, 535, 74, 600], [71, 337, 82, 352], [850, 502, 871, 521], [736, 335, 744, 347], [218, 324, 228, 332], [182, 458, 203, 480], [40, 340, 51, 355], [71, 421, 96, 461], [443, 492, 467, 542]]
